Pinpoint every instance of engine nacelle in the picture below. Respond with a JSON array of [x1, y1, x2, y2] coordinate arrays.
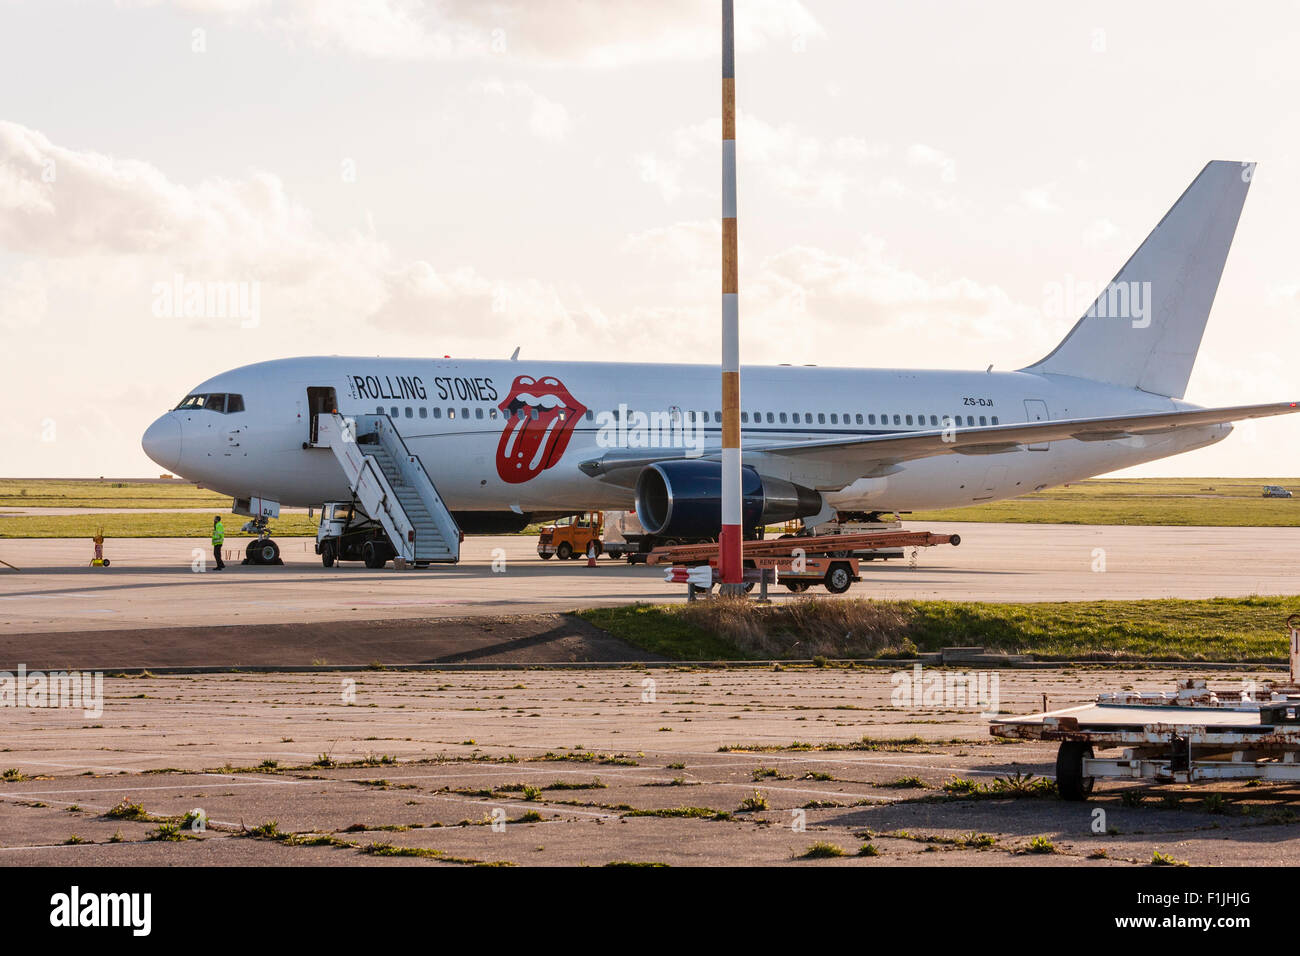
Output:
[[634, 460, 822, 538]]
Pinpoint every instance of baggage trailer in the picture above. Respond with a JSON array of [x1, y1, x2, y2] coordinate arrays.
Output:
[[992, 618, 1300, 800], [649, 529, 960, 595]]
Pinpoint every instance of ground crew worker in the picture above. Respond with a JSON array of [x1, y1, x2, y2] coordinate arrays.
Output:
[[211, 515, 226, 570]]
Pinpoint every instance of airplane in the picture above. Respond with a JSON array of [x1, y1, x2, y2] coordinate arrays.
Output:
[[142, 160, 1298, 564]]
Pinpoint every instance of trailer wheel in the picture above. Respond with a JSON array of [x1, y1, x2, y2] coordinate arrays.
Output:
[[785, 581, 810, 592], [1055, 741, 1095, 801], [824, 562, 853, 594], [538, 552, 553, 560], [362, 540, 387, 569], [556, 542, 573, 560], [320, 541, 336, 568]]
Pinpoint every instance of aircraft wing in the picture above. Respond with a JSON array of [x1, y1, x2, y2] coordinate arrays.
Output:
[[578, 400, 1300, 486]]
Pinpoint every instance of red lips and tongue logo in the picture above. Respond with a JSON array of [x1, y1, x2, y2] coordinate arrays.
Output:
[[496, 375, 588, 484]]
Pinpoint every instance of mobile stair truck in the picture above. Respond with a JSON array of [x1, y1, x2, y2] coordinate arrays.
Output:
[[312, 413, 461, 569]]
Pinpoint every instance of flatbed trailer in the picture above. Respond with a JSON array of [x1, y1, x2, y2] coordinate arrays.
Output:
[[993, 618, 1300, 800], [643, 529, 959, 566], [992, 678, 1300, 799], [650, 529, 959, 594]]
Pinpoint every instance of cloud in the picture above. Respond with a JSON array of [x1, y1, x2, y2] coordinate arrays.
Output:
[[639, 112, 890, 208], [135, 0, 823, 66], [1018, 183, 1061, 214], [906, 143, 956, 183], [479, 80, 573, 142], [0, 119, 571, 342], [1082, 218, 1119, 245], [614, 220, 1044, 366], [0, 260, 47, 330]]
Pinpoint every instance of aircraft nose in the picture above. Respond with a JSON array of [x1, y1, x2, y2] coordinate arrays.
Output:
[[142, 415, 182, 471]]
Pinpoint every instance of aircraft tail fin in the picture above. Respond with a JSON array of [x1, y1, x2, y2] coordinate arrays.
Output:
[[1023, 160, 1253, 399]]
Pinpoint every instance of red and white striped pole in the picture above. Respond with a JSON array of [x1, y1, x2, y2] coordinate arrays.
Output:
[[719, 0, 744, 595]]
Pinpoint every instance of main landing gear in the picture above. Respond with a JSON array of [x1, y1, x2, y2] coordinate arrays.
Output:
[[240, 515, 284, 566]]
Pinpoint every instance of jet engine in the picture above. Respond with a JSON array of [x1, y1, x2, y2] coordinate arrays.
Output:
[[634, 460, 822, 538]]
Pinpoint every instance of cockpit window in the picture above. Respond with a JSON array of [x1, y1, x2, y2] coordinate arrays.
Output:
[[174, 393, 245, 414]]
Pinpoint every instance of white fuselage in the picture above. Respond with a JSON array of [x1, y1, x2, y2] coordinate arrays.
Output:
[[142, 356, 1230, 516]]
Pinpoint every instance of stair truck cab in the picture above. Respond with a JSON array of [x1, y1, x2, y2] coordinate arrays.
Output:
[[316, 501, 395, 569]]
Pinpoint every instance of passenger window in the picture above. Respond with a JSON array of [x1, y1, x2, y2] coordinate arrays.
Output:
[[433, 408, 442, 419], [529, 408, 538, 421], [868, 414, 876, 425], [376, 406, 384, 414], [856, 413, 863, 424], [830, 414, 838, 424], [741, 412, 749, 423], [817, 413, 826, 424], [464, 408, 471, 420], [893, 414, 901, 425], [390, 406, 398, 417], [967, 416, 975, 426], [715, 411, 722, 422], [766, 412, 774, 423], [448, 409, 455, 419], [905, 415, 913, 426], [779, 412, 787, 424], [405, 407, 413, 418], [585, 410, 594, 421], [490, 408, 498, 419], [476, 408, 484, 419], [992, 416, 999, 425], [418, 407, 427, 419], [979, 416, 987, 426]]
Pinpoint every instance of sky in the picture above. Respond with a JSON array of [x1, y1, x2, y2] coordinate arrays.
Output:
[[1, 0, 1298, 479]]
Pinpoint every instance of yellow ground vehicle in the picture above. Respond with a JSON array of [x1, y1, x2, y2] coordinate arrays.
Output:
[[537, 512, 604, 560]]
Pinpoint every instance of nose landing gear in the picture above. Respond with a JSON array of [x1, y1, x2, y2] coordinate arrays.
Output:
[[240, 515, 284, 566]]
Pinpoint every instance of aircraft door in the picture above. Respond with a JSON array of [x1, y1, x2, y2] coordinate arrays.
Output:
[[1024, 399, 1050, 451], [307, 386, 338, 445]]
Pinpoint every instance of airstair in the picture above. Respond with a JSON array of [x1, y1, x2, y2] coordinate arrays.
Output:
[[315, 413, 461, 564]]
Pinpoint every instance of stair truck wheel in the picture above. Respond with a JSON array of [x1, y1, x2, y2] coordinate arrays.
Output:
[[556, 542, 573, 561], [823, 561, 853, 594], [1055, 741, 1095, 801], [538, 552, 553, 560], [362, 540, 387, 569], [320, 541, 336, 568]]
